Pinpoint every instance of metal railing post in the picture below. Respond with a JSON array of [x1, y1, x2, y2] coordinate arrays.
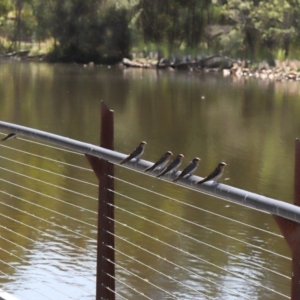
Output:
[[273, 138, 300, 300], [85, 101, 115, 300]]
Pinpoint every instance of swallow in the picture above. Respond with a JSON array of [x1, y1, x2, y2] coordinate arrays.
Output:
[[156, 154, 184, 178], [1, 133, 17, 141], [173, 157, 201, 182], [144, 151, 173, 172], [197, 162, 227, 184], [119, 141, 147, 165]]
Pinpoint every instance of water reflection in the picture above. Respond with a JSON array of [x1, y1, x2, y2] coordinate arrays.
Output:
[[0, 61, 296, 299]]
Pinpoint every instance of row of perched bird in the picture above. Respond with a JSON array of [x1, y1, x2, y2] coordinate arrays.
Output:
[[120, 141, 227, 184], [0, 133, 226, 184]]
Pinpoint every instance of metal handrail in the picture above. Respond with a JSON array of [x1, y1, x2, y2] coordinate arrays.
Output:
[[1, 120, 299, 223]]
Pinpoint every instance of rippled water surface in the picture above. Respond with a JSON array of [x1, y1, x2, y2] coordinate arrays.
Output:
[[1, 61, 299, 299]]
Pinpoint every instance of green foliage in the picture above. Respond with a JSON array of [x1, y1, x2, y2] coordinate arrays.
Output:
[[34, 0, 132, 62], [2, 0, 300, 61], [250, 0, 296, 54], [0, 0, 11, 15], [136, 0, 210, 50], [219, 28, 244, 56], [274, 48, 287, 61], [221, 0, 257, 57], [100, 7, 132, 61]]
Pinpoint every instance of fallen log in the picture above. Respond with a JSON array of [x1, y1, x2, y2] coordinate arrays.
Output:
[[122, 58, 144, 68]]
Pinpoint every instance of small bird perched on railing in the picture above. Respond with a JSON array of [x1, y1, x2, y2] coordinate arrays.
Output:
[[144, 151, 173, 173], [119, 141, 147, 165], [1, 132, 17, 141], [197, 162, 227, 184], [156, 154, 184, 178], [173, 157, 200, 182]]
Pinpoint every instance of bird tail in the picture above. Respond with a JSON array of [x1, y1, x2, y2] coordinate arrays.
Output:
[[156, 172, 163, 178], [156, 167, 167, 178], [1, 133, 16, 141], [144, 166, 153, 172], [197, 179, 205, 184], [119, 158, 127, 165]]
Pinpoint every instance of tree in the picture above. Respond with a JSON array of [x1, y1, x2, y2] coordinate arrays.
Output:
[[136, 0, 212, 51], [221, 0, 297, 58], [250, 0, 296, 57], [0, 0, 13, 50], [32, 0, 131, 62], [101, 7, 131, 60], [221, 0, 257, 57], [31, 0, 56, 43]]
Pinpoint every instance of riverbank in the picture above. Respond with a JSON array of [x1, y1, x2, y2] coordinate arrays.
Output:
[[3, 50, 300, 82], [122, 56, 300, 82]]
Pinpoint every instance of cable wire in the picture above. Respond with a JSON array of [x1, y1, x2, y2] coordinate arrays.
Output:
[[0, 143, 91, 171], [103, 284, 129, 300], [108, 244, 213, 299], [106, 236, 224, 300], [0, 201, 96, 244], [110, 188, 289, 261], [0, 189, 97, 257], [0, 222, 96, 280], [0, 237, 95, 297], [107, 272, 152, 300], [112, 175, 283, 239], [110, 191, 290, 278], [0, 165, 97, 201], [0, 177, 97, 214], [107, 230, 257, 300], [107, 210, 289, 299], [0, 190, 97, 229], [106, 272, 149, 300], [0, 154, 97, 186], [104, 258, 180, 299]]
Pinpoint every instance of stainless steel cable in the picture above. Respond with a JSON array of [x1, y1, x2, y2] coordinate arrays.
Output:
[[0, 238, 94, 297], [110, 189, 290, 261], [106, 272, 151, 300], [0, 223, 96, 282], [111, 175, 283, 238], [0, 154, 97, 186], [103, 284, 129, 300], [107, 210, 289, 299], [0, 165, 97, 201], [0, 201, 96, 243], [106, 230, 257, 300], [103, 258, 180, 299], [0, 190, 97, 229], [106, 235, 227, 300], [0, 177, 97, 214], [0, 143, 91, 171]]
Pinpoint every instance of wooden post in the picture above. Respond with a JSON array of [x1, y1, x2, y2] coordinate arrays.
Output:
[[85, 101, 115, 300], [273, 138, 300, 299]]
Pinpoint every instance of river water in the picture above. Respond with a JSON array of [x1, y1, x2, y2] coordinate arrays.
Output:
[[0, 61, 299, 299]]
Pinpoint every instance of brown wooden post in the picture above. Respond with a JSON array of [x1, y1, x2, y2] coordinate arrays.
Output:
[[273, 138, 300, 299], [85, 101, 115, 300]]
